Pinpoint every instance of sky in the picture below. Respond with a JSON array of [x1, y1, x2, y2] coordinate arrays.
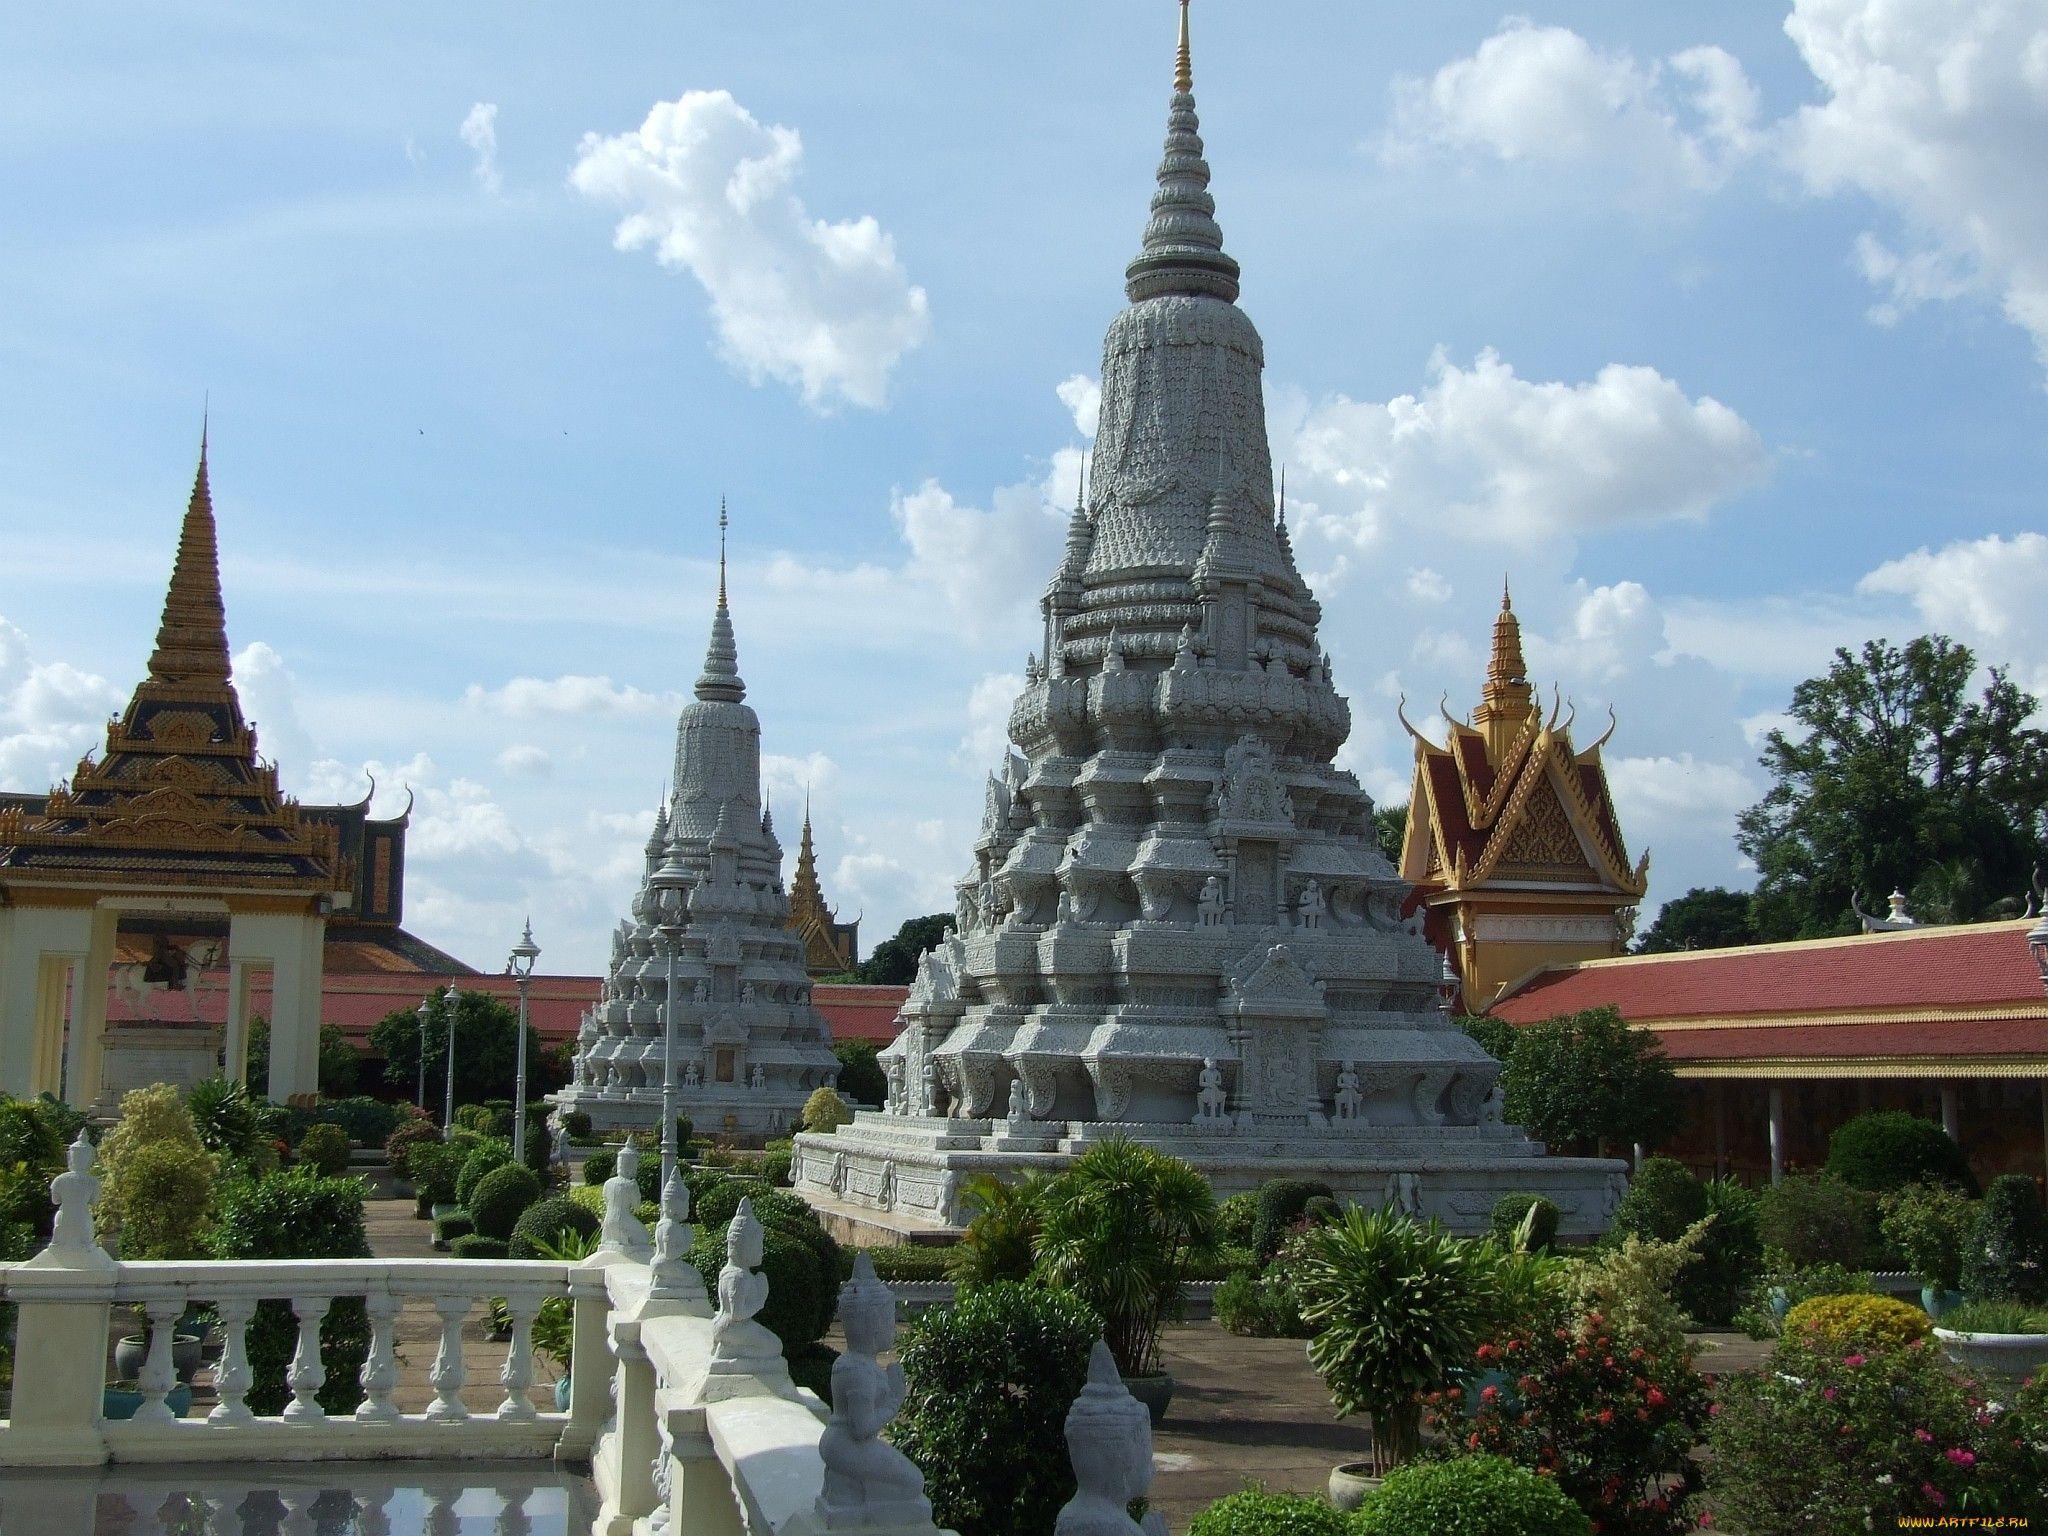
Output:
[[2, 1, 2045, 977]]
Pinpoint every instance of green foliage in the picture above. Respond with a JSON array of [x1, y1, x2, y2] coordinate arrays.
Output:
[[453, 1104, 496, 1136], [1292, 1207, 1495, 1473], [560, 1109, 594, 1141], [949, 1172, 1047, 1289], [316, 1024, 360, 1098], [892, 1281, 1099, 1536], [206, 1169, 371, 1415], [1613, 1158, 1708, 1239], [581, 1148, 616, 1186], [1213, 1262, 1310, 1339], [507, 1193, 601, 1259], [1961, 1173, 2048, 1304], [830, 1039, 887, 1107], [1734, 1260, 1874, 1339], [1758, 1173, 1878, 1269], [384, 1119, 440, 1180], [308, 1096, 408, 1148], [1708, 1326, 2048, 1533], [434, 1211, 475, 1245], [1941, 1298, 2048, 1333], [759, 1145, 793, 1187], [1826, 1109, 1975, 1194], [1215, 1191, 1258, 1248], [801, 1086, 853, 1133], [406, 1140, 466, 1207], [1782, 1293, 1931, 1353], [1610, 1161, 1761, 1325], [1355, 1455, 1592, 1536], [1489, 1193, 1560, 1251], [97, 1084, 216, 1251], [469, 1163, 543, 1240], [455, 1140, 512, 1207], [0, 1094, 75, 1240], [1738, 635, 2048, 941], [1631, 886, 1758, 954], [859, 1245, 955, 1281], [1459, 1012, 1519, 1063], [689, 1216, 838, 1349], [1564, 1226, 1707, 1362], [451, 1234, 509, 1259], [1189, 1488, 1353, 1536], [1252, 1177, 1335, 1263], [1881, 1182, 1979, 1293], [184, 1078, 268, 1167], [855, 913, 953, 986], [1372, 799, 1408, 866], [1500, 1007, 1679, 1155], [367, 989, 546, 1108], [294, 1123, 351, 1178], [1032, 1138, 1217, 1377]]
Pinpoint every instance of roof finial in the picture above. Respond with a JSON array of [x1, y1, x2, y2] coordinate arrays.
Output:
[[146, 418, 233, 687], [1502, 573, 1512, 611], [1125, 0, 1239, 304], [695, 501, 745, 704], [1175, 0, 1192, 92], [719, 496, 729, 608], [1277, 465, 1287, 530]]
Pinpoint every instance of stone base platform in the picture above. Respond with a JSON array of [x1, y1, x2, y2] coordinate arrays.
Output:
[[554, 1086, 801, 1145], [791, 1113, 1627, 1241]]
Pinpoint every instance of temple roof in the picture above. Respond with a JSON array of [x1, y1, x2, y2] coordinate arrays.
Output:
[[0, 435, 345, 898], [786, 803, 859, 976], [1399, 585, 1645, 900]]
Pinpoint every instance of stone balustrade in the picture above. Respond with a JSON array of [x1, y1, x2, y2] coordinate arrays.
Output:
[[0, 1135, 1173, 1535]]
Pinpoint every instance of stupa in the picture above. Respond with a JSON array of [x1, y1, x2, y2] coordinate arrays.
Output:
[[793, 4, 1625, 1236], [557, 513, 840, 1140]]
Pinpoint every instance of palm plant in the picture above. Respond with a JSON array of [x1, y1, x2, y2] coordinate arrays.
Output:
[[1031, 1138, 1216, 1378], [947, 1172, 1050, 1288], [1291, 1206, 1495, 1474]]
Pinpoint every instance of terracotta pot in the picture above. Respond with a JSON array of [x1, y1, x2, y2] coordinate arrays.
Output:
[[1327, 1462, 1381, 1512], [1121, 1372, 1174, 1426]]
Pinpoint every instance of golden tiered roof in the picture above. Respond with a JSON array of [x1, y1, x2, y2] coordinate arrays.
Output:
[[785, 804, 857, 977], [0, 434, 346, 897]]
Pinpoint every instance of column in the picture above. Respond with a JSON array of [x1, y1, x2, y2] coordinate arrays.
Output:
[[1712, 1081, 1727, 1182], [39, 955, 74, 1098], [0, 906, 94, 1101], [74, 909, 117, 1111], [1768, 1083, 1785, 1185], [222, 958, 252, 1086], [1939, 1082, 1960, 1142]]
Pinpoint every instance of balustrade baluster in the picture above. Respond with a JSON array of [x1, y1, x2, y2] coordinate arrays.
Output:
[[355, 1291, 403, 1424], [424, 1485, 462, 1536], [282, 1294, 331, 1422], [353, 1490, 394, 1536], [134, 1296, 183, 1423], [494, 1490, 533, 1536], [209, 1297, 257, 1425], [279, 1486, 319, 1536], [496, 1290, 541, 1422], [426, 1294, 472, 1422]]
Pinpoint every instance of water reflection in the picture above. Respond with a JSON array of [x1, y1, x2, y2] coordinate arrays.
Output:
[[0, 1462, 595, 1536]]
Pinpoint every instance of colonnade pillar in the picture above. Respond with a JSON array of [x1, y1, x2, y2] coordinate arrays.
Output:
[[0, 906, 99, 1104], [1939, 1082, 1960, 1143], [1767, 1082, 1786, 1185]]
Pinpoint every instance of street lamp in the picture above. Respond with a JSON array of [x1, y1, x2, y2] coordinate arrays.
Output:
[[415, 995, 432, 1111], [440, 980, 461, 1137], [656, 888, 682, 1188], [509, 918, 541, 1165]]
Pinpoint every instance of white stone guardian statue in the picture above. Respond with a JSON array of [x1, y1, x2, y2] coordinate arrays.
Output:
[[815, 1253, 937, 1532], [1054, 1340, 1167, 1536], [1193, 1058, 1228, 1123]]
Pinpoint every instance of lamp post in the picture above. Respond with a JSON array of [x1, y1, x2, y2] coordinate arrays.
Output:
[[509, 919, 540, 1165], [415, 996, 432, 1111], [656, 889, 682, 1188], [440, 980, 461, 1137]]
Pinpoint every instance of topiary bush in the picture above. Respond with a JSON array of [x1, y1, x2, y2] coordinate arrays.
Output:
[[759, 1145, 793, 1187], [455, 1140, 512, 1208], [453, 1104, 496, 1135], [1188, 1489, 1354, 1536], [1758, 1174, 1877, 1270], [560, 1109, 593, 1142], [1961, 1173, 2048, 1304], [1490, 1192, 1560, 1251], [1252, 1177, 1334, 1262], [801, 1086, 853, 1133], [507, 1192, 601, 1260], [1612, 1158, 1709, 1241], [1782, 1293, 1931, 1354], [295, 1122, 351, 1178], [861, 1245, 955, 1281], [469, 1162, 543, 1241], [694, 1177, 779, 1228], [581, 1148, 617, 1186], [1825, 1109, 1975, 1195], [892, 1281, 1100, 1536], [1880, 1181, 1978, 1295], [407, 1140, 466, 1212], [1354, 1454, 1593, 1536], [434, 1211, 475, 1246], [451, 1234, 509, 1260], [385, 1119, 440, 1181]]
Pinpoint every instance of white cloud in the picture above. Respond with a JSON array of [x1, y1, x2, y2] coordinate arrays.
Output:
[[890, 478, 1067, 637], [1860, 531, 2048, 694], [1784, 0, 2048, 372], [1608, 753, 1756, 825], [1383, 19, 1761, 191], [459, 102, 501, 195], [1057, 374, 1101, 438], [1404, 567, 1451, 603], [1288, 348, 1768, 548], [958, 671, 1024, 766], [232, 641, 314, 772], [570, 90, 930, 410], [463, 674, 676, 717], [1532, 580, 1664, 684], [496, 743, 552, 776], [0, 616, 123, 791]]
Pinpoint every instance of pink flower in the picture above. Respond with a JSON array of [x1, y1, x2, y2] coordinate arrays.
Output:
[[1946, 1448, 1976, 1469], [1823, 1387, 1837, 1400], [1914, 1428, 1934, 1444], [1843, 1353, 1865, 1367], [1481, 1385, 1500, 1402], [1921, 1483, 1946, 1507]]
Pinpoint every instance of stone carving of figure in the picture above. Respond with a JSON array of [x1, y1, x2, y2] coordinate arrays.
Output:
[[884, 1058, 906, 1115], [1479, 1080, 1505, 1126], [1332, 1061, 1363, 1124], [684, 1059, 702, 1089], [1193, 1058, 1228, 1124], [919, 1062, 937, 1117], [1006, 1078, 1029, 1127], [710, 1199, 778, 1364], [648, 1169, 699, 1303], [1296, 878, 1325, 931], [1383, 1171, 1422, 1218], [815, 1254, 932, 1531], [693, 978, 710, 1005], [741, 981, 756, 1006], [1053, 1340, 1167, 1536], [1197, 874, 1227, 928], [44, 1133, 107, 1262], [601, 1143, 654, 1261], [750, 1063, 767, 1092]]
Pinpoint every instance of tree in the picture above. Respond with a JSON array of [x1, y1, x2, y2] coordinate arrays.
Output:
[[831, 1038, 887, 1106], [1500, 1006, 1679, 1157], [368, 989, 543, 1112], [855, 914, 953, 986], [1373, 801, 1408, 866], [1737, 636, 2048, 941], [1633, 887, 1759, 954]]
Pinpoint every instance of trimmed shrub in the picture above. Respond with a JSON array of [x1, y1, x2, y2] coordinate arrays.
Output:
[[454, 1140, 512, 1207], [1216, 1191, 1258, 1248], [453, 1104, 496, 1135], [760, 1146, 793, 1187], [581, 1148, 617, 1186], [860, 1245, 954, 1282], [1961, 1173, 2048, 1304], [1490, 1192, 1561, 1251], [1252, 1177, 1334, 1262], [112, 1142, 218, 1259], [893, 1281, 1100, 1536], [1825, 1109, 1974, 1195], [1880, 1182, 1978, 1294], [308, 1096, 406, 1148], [469, 1163, 543, 1241], [1758, 1174, 1877, 1269], [801, 1087, 853, 1133], [560, 1109, 593, 1142], [507, 1193, 601, 1260], [694, 1177, 780, 1229], [451, 1234, 509, 1260], [1782, 1293, 1931, 1354], [407, 1141, 466, 1209], [97, 1084, 215, 1250], [1189, 1489, 1354, 1536], [565, 1184, 604, 1219], [788, 1339, 838, 1405], [433, 1211, 475, 1246], [1355, 1454, 1592, 1536], [385, 1119, 440, 1181], [295, 1123, 351, 1178], [1612, 1157, 1708, 1240]]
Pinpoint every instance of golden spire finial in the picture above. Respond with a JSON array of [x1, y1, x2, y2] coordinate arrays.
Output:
[[1175, 0, 1192, 93], [145, 420, 233, 687]]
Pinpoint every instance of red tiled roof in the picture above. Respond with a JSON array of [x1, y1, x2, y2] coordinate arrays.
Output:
[[812, 983, 909, 1044], [1659, 1020, 2048, 1063]]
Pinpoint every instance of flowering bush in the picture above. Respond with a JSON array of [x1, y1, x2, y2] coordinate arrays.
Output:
[[1424, 1309, 1708, 1536], [1706, 1334, 2048, 1534], [1781, 1293, 1931, 1354]]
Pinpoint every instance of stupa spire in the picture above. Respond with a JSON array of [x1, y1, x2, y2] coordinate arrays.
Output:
[[1472, 576, 1537, 753], [146, 420, 234, 686], [1124, 0, 1240, 304], [695, 498, 745, 703]]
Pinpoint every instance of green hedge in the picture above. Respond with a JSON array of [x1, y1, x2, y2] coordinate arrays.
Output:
[[860, 1246, 956, 1282], [455, 1141, 512, 1208], [1253, 1178, 1333, 1262], [1826, 1110, 1975, 1195], [433, 1212, 475, 1246], [469, 1163, 543, 1241], [1189, 1490, 1354, 1536], [1354, 1455, 1592, 1536], [508, 1194, 601, 1260], [451, 1234, 509, 1260]]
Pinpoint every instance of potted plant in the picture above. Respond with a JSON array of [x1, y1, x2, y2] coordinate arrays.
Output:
[[1289, 1205, 1493, 1506], [102, 1379, 194, 1420], [1032, 1138, 1217, 1425], [1932, 1299, 2048, 1386], [1879, 1182, 1976, 1318], [112, 1326, 205, 1385]]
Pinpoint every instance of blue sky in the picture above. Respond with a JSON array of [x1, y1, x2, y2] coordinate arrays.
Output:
[[2, 1, 2044, 975]]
